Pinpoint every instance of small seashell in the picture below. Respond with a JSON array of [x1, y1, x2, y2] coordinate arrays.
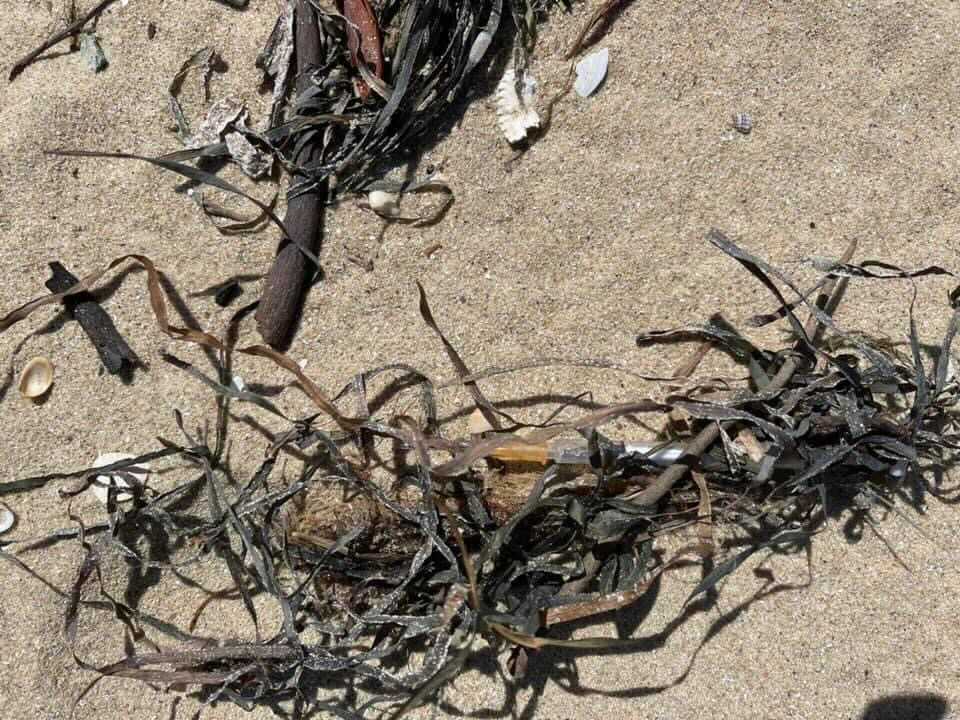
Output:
[[574, 48, 609, 98], [18, 356, 54, 399], [368, 190, 401, 218], [230, 374, 246, 393], [732, 112, 753, 134], [0, 504, 15, 534], [495, 66, 540, 144], [468, 407, 493, 435], [91, 452, 151, 505]]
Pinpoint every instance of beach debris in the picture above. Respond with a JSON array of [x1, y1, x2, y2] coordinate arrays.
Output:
[[367, 189, 401, 218], [214, 279, 243, 307], [8, 0, 119, 81], [49, 0, 508, 346], [185, 98, 242, 148], [18, 357, 54, 399], [45, 261, 139, 376], [468, 406, 494, 435], [178, 98, 273, 178], [574, 48, 609, 98], [363, 173, 455, 225], [167, 51, 274, 178], [147, 22, 157, 40], [340, 0, 386, 101], [78, 33, 108, 73], [255, 0, 326, 348], [0, 504, 15, 534], [0, 233, 958, 717], [225, 129, 272, 179], [466, 28, 494, 74], [255, 2, 294, 127], [90, 452, 150, 505], [733, 112, 753, 134], [166, 47, 218, 143], [495, 66, 541, 144], [188, 190, 278, 236]]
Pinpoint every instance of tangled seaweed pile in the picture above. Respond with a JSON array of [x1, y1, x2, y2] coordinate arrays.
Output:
[[0, 231, 957, 718], [28, 0, 583, 346]]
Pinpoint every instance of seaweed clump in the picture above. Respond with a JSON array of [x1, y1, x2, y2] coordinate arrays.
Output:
[[0, 231, 958, 718]]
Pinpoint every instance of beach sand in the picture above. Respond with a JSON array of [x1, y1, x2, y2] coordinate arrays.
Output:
[[0, 1, 958, 718]]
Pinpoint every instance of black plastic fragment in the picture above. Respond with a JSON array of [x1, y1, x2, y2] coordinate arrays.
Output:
[[45, 261, 139, 375]]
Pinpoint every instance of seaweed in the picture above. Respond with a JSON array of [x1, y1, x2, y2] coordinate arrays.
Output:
[[39, 0, 569, 346], [0, 230, 956, 718]]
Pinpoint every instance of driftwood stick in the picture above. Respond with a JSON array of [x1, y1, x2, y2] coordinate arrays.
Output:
[[45, 261, 139, 374], [255, 0, 325, 348], [627, 233, 858, 507], [9, 0, 119, 81]]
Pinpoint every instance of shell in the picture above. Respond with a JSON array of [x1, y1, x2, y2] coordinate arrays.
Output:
[[91, 452, 151, 505], [0, 504, 15, 534], [732, 112, 753, 134], [368, 190, 401, 218], [495, 66, 540, 144], [574, 48, 609, 98], [18, 356, 54, 399], [468, 407, 493, 435]]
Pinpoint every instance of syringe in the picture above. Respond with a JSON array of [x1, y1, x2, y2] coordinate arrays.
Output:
[[489, 437, 686, 467]]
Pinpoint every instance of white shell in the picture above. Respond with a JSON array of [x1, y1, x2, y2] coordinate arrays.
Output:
[[0, 505, 15, 534], [575, 48, 609, 98], [230, 374, 246, 393], [18, 356, 54, 399], [468, 407, 493, 435], [495, 67, 540, 144], [91, 452, 151, 505], [368, 190, 401, 218]]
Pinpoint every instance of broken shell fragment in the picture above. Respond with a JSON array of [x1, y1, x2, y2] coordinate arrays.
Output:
[[574, 48, 609, 98], [91, 452, 151, 505], [468, 407, 494, 435], [0, 504, 15, 534], [18, 356, 54, 399], [495, 66, 540, 144], [732, 112, 753, 134], [368, 190, 401, 218]]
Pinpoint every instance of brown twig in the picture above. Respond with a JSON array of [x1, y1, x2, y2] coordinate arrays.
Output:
[[255, 0, 325, 348], [9, 0, 118, 81], [626, 233, 858, 507]]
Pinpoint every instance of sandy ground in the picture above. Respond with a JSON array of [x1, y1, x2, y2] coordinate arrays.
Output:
[[1, 1, 959, 718]]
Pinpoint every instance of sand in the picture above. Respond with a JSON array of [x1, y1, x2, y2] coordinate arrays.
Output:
[[1, 1, 958, 718]]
